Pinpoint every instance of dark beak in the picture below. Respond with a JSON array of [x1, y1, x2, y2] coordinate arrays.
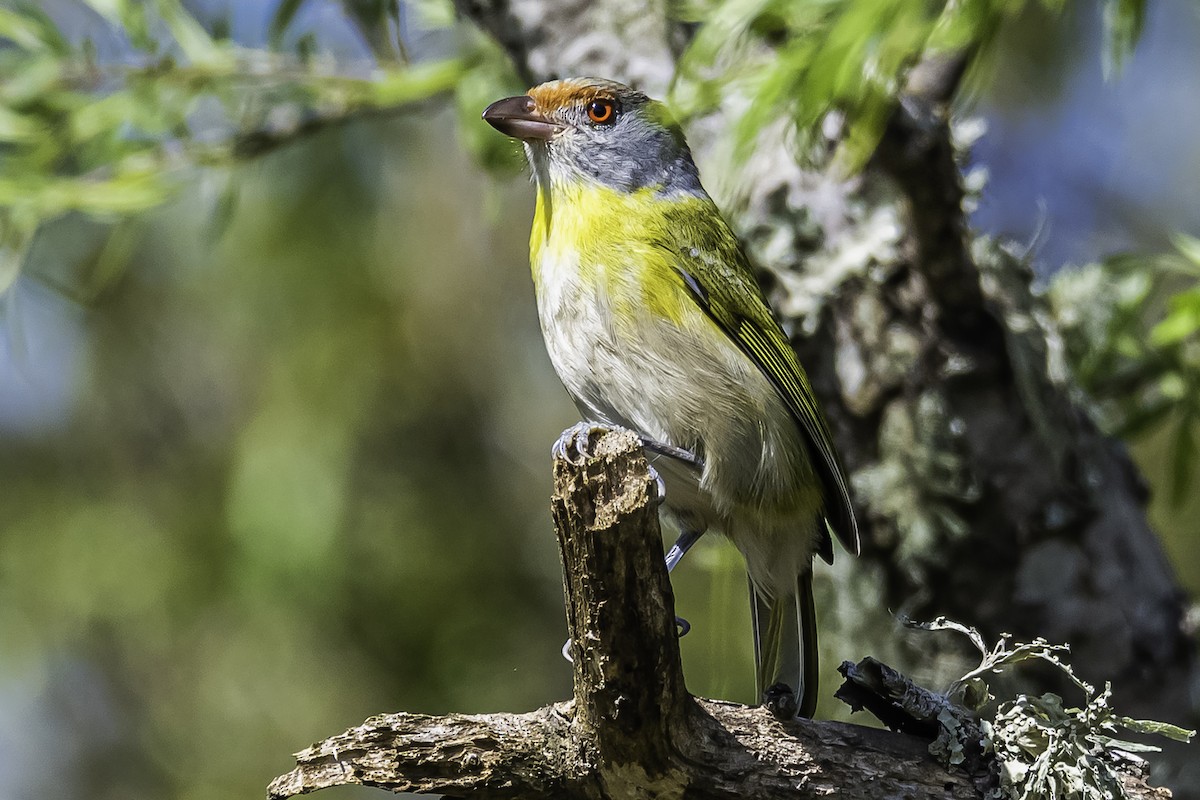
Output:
[[482, 96, 563, 141]]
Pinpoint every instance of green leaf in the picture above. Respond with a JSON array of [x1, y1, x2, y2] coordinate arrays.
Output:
[[154, 0, 231, 67], [1102, 0, 1145, 77], [4, 3, 71, 54], [79, 0, 153, 50], [1116, 716, 1197, 743], [370, 58, 465, 105], [0, 105, 44, 142], [0, 170, 171, 217], [84, 218, 143, 299], [0, 243, 24, 295], [0, 7, 54, 51], [1150, 289, 1200, 347], [1111, 397, 1175, 439], [269, 0, 310, 49], [205, 174, 241, 243], [1166, 412, 1197, 507], [0, 53, 64, 106], [1171, 232, 1200, 271]]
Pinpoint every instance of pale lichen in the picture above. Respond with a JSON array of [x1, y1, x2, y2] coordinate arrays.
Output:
[[904, 619, 1195, 800], [851, 392, 980, 583]]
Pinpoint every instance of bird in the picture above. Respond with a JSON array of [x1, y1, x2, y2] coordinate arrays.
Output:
[[482, 77, 859, 718]]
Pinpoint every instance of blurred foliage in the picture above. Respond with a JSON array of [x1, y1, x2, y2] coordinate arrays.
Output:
[[1, 106, 572, 800], [1048, 234, 1200, 504], [673, 0, 1146, 170], [0, 0, 522, 298], [0, 2, 1197, 800]]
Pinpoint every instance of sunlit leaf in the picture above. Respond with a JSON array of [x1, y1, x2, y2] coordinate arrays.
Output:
[[1102, 0, 1145, 77], [678, 0, 1075, 173], [0, 7, 54, 51], [0, 53, 64, 106], [80, 0, 154, 49], [1171, 233, 1200, 271], [154, 0, 232, 66], [0, 170, 171, 216], [1115, 716, 1197, 743], [1149, 289, 1200, 347], [0, 105, 44, 142], [370, 58, 465, 105]]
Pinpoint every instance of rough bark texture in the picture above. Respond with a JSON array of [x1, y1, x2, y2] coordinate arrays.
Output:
[[453, 0, 1197, 792], [268, 429, 1170, 800]]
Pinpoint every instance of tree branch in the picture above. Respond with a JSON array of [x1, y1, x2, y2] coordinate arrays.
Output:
[[267, 428, 1171, 800]]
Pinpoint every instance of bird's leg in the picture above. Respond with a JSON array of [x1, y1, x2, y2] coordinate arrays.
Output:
[[642, 439, 703, 634], [665, 528, 704, 638], [640, 437, 700, 509], [640, 436, 703, 470], [665, 528, 703, 573], [647, 464, 667, 507]]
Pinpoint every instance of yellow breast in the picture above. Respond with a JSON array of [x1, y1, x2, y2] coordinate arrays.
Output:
[[529, 182, 696, 325]]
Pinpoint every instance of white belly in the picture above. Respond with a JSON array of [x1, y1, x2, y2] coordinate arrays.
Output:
[[533, 252, 823, 590]]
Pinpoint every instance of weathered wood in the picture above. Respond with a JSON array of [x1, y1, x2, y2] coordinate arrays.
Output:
[[268, 429, 1171, 800]]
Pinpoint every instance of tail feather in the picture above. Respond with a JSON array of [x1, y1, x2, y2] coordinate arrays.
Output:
[[750, 572, 819, 718]]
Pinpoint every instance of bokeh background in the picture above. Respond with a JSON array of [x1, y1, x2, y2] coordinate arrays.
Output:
[[0, 1, 1197, 799]]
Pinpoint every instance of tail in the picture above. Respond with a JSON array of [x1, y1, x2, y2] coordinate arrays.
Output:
[[750, 571, 819, 718]]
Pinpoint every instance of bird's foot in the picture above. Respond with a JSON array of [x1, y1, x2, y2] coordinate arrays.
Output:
[[551, 422, 612, 465], [763, 683, 799, 720], [553, 423, 668, 504], [562, 615, 690, 663]]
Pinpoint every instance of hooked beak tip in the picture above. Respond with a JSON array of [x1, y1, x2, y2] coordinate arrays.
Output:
[[482, 95, 563, 141]]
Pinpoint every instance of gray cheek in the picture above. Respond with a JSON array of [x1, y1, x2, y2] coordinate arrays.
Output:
[[581, 128, 704, 196]]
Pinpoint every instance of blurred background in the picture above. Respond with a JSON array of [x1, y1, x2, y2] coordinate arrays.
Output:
[[0, 1, 1197, 799]]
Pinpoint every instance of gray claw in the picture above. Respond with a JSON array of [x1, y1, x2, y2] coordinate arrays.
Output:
[[551, 422, 610, 465], [647, 463, 667, 506]]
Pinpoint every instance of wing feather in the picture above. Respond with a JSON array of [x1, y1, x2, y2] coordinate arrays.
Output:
[[659, 208, 860, 558]]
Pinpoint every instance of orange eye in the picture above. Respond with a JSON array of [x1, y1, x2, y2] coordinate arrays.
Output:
[[586, 99, 616, 125]]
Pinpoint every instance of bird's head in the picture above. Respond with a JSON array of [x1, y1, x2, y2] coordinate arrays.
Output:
[[482, 78, 702, 197]]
